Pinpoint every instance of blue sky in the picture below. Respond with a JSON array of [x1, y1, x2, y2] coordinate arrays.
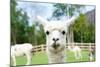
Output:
[[16, 1, 95, 26], [17, 2, 54, 25]]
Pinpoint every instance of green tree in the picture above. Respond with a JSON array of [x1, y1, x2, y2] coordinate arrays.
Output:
[[11, 0, 29, 45], [37, 25, 46, 45], [52, 4, 84, 20], [73, 14, 95, 43], [11, 0, 18, 44]]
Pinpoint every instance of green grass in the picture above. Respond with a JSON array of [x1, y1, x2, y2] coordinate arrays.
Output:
[[16, 52, 48, 65], [67, 50, 90, 62], [15, 50, 95, 66]]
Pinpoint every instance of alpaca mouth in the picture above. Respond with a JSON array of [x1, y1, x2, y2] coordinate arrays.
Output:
[[52, 43, 60, 49]]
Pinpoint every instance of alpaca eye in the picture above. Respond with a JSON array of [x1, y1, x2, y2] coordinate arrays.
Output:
[[46, 31, 50, 35], [62, 31, 65, 35]]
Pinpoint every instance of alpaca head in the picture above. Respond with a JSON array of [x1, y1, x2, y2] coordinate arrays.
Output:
[[37, 16, 77, 52]]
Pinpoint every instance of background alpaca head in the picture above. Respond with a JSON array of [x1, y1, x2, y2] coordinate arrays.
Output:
[[37, 16, 77, 52]]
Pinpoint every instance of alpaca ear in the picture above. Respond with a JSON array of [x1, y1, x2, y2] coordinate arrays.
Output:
[[36, 15, 48, 26], [66, 16, 78, 27]]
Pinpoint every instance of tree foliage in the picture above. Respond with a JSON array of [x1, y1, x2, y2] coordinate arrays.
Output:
[[72, 14, 95, 43], [52, 3, 84, 20], [11, 0, 46, 45], [11, 0, 32, 45]]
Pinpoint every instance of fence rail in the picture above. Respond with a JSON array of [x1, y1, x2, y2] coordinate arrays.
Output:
[[33, 43, 95, 52]]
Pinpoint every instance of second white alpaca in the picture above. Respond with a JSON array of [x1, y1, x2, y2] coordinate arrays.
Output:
[[37, 16, 77, 64], [68, 45, 82, 59], [11, 43, 34, 66]]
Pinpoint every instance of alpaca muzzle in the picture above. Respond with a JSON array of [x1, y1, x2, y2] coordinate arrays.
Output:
[[52, 43, 60, 49]]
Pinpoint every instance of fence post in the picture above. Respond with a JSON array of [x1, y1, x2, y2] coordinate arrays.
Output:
[[41, 45, 44, 52]]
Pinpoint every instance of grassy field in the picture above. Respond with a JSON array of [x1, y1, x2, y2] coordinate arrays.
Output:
[[15, 50, 95, 66]]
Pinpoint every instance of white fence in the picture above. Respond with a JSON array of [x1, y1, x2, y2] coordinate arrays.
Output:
[[33, 43, 95, 52]]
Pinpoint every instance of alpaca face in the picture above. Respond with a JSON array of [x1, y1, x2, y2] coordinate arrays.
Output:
[[37, 16, 77, 52], [44, 22, 67, 52]]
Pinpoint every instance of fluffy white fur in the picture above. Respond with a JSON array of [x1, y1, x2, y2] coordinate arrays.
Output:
[[68, 45, 82, 59], [11, 43, 34, 66], [37, 16, 77, 64]]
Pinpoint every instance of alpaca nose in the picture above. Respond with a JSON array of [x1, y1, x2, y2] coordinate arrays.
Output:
[[52, 38, 59, 42]]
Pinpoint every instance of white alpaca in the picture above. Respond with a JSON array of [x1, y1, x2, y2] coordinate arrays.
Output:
[[68, 45, 82, 60], [11, 43, 34, 66], [37, 16, 77, 64]]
